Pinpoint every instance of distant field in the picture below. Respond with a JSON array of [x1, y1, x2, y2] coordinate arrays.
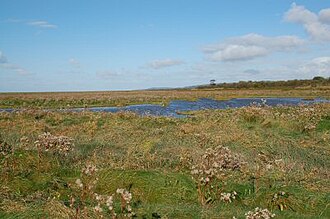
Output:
[[0, 88, 330, 218], [1, 86, 330, 109]]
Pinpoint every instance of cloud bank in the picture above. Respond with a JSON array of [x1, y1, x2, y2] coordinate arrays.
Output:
[[147, 59, 184, 69], [285, 3, 330, 42], [299, 56, 330, 76], [203, 33, 304, 62]]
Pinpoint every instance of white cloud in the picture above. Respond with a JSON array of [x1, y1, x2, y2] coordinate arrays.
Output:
[[284, 3, 330, 41], [284, 3, 318, 24], [1, 63, 28, 75], [0, 50, 28, 75], [319, 9, 330, 24], [28, 20, 57, 28], [5, 18, 57, 29], [207, 45, 268, 61], [146, 59, 184, 69], [203, 33, 304, 62], [0, 51, 8, 63], [96, 70, 121, 80], [4, 18, 23, 23], [299, 56, 330, 76]]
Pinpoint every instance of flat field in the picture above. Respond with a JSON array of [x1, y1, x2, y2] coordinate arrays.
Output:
[[1, 86, 330, 109], [0, 88, 330, 218]]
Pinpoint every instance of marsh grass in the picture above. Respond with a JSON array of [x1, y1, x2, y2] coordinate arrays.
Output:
[[1, 87, 329, 109], [0, 100, 329, 218]]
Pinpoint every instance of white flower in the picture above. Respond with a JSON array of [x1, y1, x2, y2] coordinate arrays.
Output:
[[94, 204, 103, 213], [75, 179, 83, 188], [116, 188, 124, 194]]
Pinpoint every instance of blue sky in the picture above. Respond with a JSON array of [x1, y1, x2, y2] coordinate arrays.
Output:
[[1, 0, 330, 92]]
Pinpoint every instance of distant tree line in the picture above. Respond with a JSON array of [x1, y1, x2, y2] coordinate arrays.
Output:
[[197, 76, 330, 89]]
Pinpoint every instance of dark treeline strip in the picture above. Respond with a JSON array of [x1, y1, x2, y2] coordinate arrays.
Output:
[[198, 76, 330, 89]]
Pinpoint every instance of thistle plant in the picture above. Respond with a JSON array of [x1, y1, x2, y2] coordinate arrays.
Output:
[[269, 191, 292, 211], [92, 193, 116, 218], [70, 163, 135, 218], [34, 132, 74, 157], [220, 191, 237, 203], [0, 139, 14, 177], [190, 146, 244, 205], [245, 207, 275, 219], [0, 139, 12, 157], [90, 189, 135, 218], [70, 163, 99, 218], [19, 136, 30, 149], [251, 152, 287, 194], [116, 188, 134, 217]]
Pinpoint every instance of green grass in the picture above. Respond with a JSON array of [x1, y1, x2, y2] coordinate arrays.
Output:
[[1, 101, 330, 218], [317, 116, 330, 131]]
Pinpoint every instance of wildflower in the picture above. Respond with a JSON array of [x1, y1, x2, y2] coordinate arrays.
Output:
[[245, 207, 275, 219], [94, 204, 103, 213], [117, 188, 132, 203], [220, 191, 237, 203], [116, 188, 134, 215], [82, 163, 98, 176], [75, 179, 83, 188], [191, 169, 199, 175], [191, 146, 244, 184], [220, 193, 232, 202], [94, 193, 102, 201], [69, 196, 75, 208], [266, 164, 273, 170], [106, 195, 114, 211], [116, 188, 125, 194]]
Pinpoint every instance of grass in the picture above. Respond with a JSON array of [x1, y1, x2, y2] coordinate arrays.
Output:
[[317, 116, 330, 131], [0, 86, 329, 109], [0, 90, 329, 218]]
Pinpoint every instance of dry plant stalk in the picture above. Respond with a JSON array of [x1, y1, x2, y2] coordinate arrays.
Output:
[[34, 132, 75, 156], [190, 146, 244, 205]]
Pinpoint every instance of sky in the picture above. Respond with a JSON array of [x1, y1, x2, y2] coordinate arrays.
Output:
[[1, 0, 330, 92]]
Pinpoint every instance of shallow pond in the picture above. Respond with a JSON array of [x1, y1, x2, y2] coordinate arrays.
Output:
[[1, 97, 328, 118]]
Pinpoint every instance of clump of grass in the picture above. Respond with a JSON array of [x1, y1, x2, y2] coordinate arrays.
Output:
[[0, 137, 17, 180], [190, 146, 244, 205], [269, 191, 292, 212], [69, 163, 136, 218], [239, 105, 269, 123], [0, 139, 12, 157], [34, 132, 74, 157]]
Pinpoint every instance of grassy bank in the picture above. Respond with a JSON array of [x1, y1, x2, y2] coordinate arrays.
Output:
[[1, 100, 330, 218]]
